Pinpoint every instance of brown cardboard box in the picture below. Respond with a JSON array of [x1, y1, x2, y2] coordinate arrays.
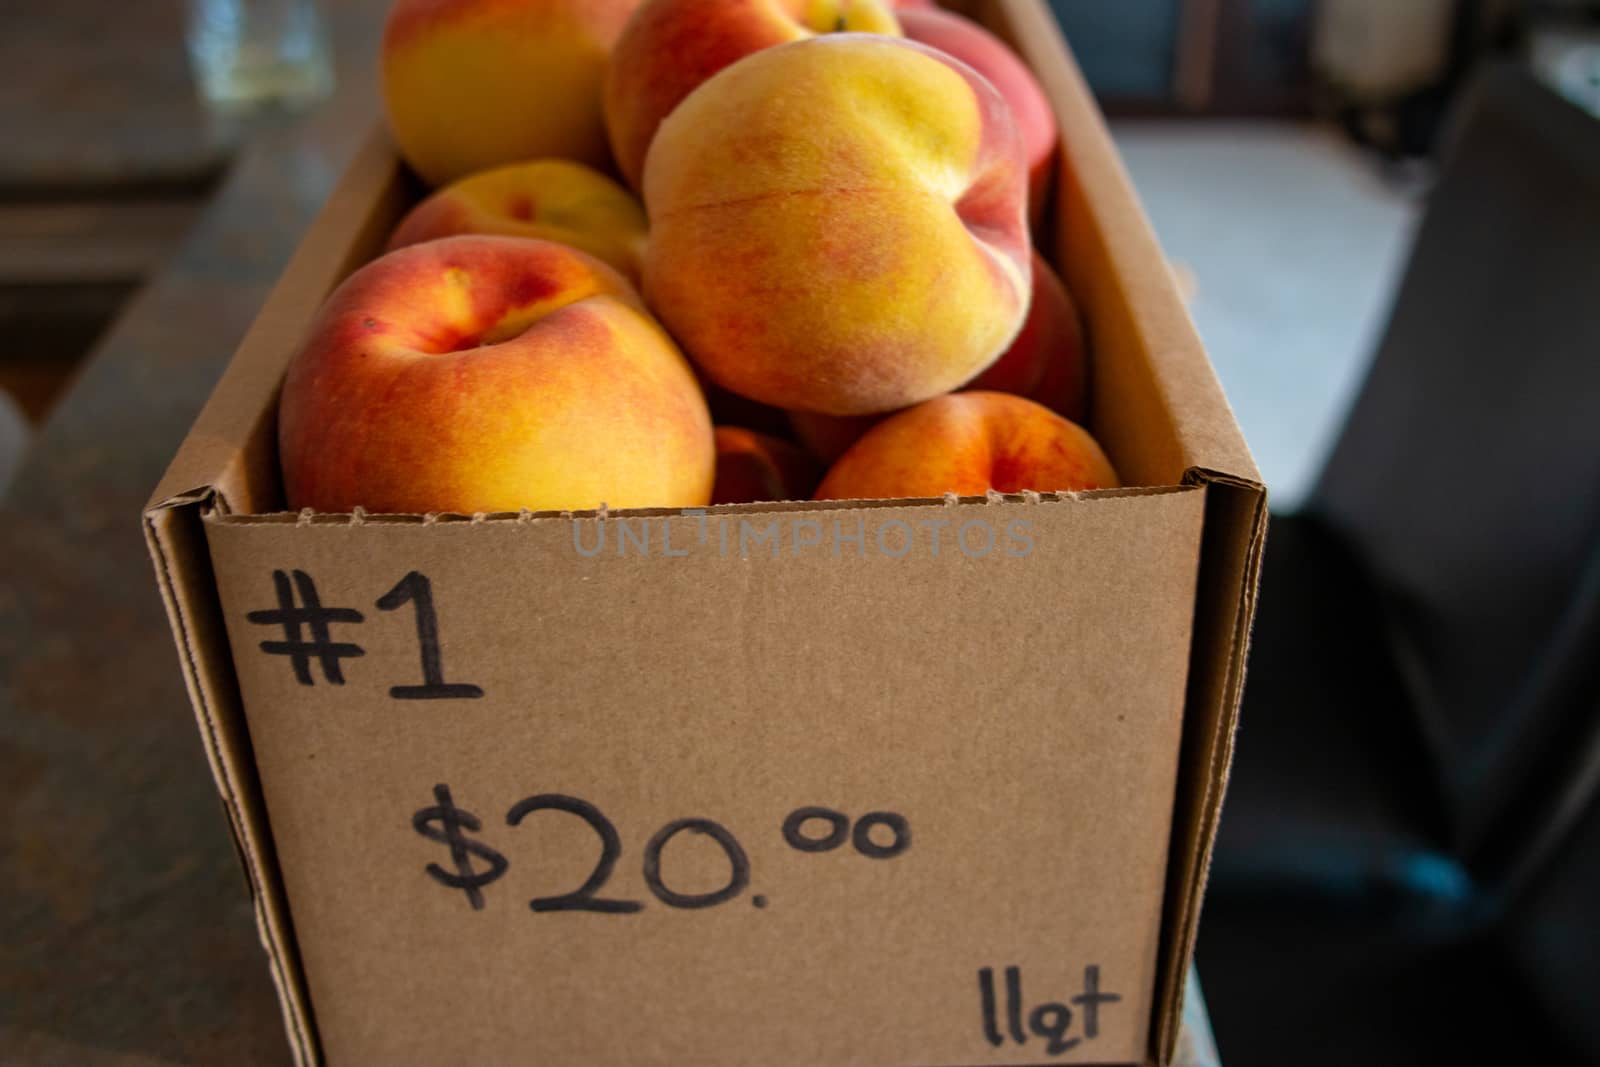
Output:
[[144, 2, 1265, 1063]]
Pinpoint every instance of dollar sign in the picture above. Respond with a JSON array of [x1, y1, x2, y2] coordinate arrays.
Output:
[[412, 783, 508, 910]]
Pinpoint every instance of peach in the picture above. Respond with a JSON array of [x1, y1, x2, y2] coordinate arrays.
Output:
[[896, 7, 1059, 219], [789, 251, 1089, 461], [813, 391, 1118, 501], [279, 235, 712, 514], [712, 427, 824, 504], [386, 160, 648, 283], [644, 35, 1032, 417], [603, 0, 901, 190], [968, 251, 1088, 421], [381, 0, 641, 187]]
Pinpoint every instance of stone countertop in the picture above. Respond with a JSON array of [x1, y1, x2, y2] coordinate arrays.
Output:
[[0, 5, 1222, 1063], [0, 4, 382, 1061], [0, 95, 372, 1067]]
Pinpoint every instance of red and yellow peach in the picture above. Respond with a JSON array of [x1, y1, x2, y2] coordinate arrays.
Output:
[[896, 7, 1059, 218], [789, 251, 1089, 460], [813, 391, 1118, 500], [386, 160, 648, 283], [603, 0, 901, 190], [643, 34, 1032, 417], [279, 235, 712, 514], [381, 0, 641, 186]]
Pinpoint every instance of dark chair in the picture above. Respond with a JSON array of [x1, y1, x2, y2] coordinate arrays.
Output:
[[1196, 64, 1600, 1066]]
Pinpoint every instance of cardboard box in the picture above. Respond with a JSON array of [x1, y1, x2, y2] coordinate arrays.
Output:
[[145, 2, 1265, 1063]]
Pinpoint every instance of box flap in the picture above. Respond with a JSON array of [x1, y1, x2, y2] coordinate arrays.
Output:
[[143, 497, 319, 1065], [1154, 470, 1266, 1064], [140, 126, 409, 1067]]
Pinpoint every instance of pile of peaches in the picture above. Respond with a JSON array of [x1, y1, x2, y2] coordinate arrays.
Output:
[[279, 0, 1121, 515]]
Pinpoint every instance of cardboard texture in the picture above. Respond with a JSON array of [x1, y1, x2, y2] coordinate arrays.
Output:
[[145, 3, 1266, 1063]]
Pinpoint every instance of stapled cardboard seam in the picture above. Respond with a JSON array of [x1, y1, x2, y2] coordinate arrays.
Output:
[[144, 492, 318, 1067], [204, 484, 1196, 529]]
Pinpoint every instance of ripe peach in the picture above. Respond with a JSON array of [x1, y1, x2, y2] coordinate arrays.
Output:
[[968, 252, 1088, 422], [386, 160, 649, 284], [712, 427, 824, 504], [279, 236, 713, 514], [381, 0, 641, 187], [603, 0, 901, 190], [644, 35, 1032, 417], [896, 7, 1059, 219], [789, 251, 1088, 461], [813, 392, 1118, 501]]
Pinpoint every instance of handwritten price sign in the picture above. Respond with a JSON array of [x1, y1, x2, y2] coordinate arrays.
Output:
[[230, 562, 1134, 1060], [408, 783, 1118, 1056], [412, 785, 910, 914]]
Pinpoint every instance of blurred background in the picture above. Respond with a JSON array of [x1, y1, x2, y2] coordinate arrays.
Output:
[[1052, 3, 1600, 1066], [0, 0, 1596, 1064], [1059, 0, 1596, 511]]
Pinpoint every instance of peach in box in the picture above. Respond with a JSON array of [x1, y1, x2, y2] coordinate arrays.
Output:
[[386, 160, 648, 283], [814, 391, 1118, 501], [603, 0, 901, 190], [897, 6, 1059, 218], [279, 235, 712, 514], [975, 251, 1089, 423], [644, 34, 1032, 417], [382, 0, 641, 186], [712, 426, 823, 504], [791, 250, 1088, 461]]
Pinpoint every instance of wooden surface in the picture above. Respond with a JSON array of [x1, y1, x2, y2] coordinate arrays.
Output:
[[0, 3, 1222, 1063]]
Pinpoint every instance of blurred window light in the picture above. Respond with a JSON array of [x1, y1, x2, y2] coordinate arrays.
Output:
[[1530, 28, 1600, 118], [1312, 0, 1456, 99], [185, 0, 333, 117]]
